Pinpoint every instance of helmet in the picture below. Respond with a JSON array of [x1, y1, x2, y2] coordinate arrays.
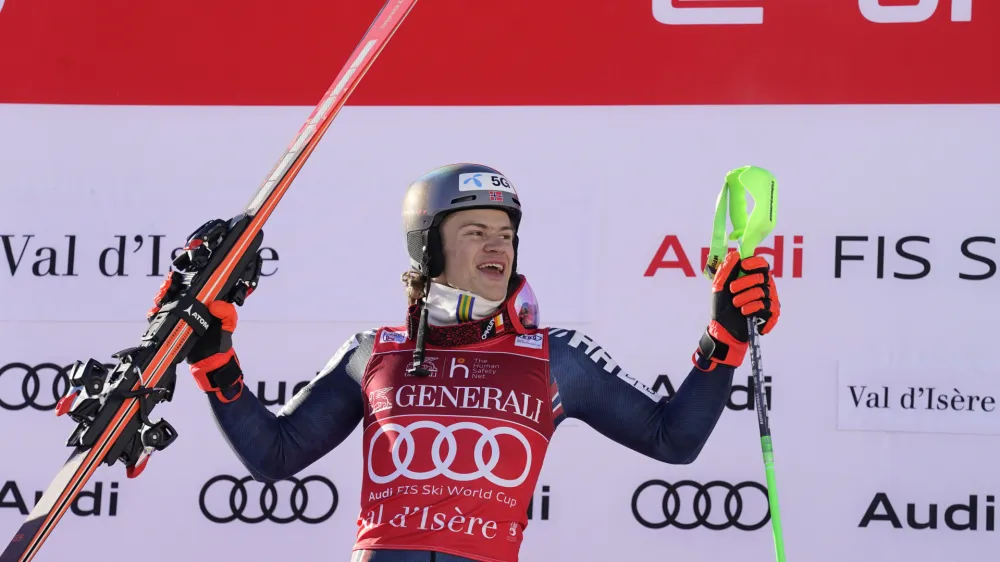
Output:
[[402, 163, 522, 282]]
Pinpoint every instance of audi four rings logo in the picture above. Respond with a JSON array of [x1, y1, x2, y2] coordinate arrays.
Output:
[[0, 362, 74, 411], [367, 420, 533, 488], [631, 479, 770, 531], [199, 475, 339, 524]]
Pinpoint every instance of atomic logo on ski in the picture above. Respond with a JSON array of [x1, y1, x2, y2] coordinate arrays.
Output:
[[183, 305, 211, 331]]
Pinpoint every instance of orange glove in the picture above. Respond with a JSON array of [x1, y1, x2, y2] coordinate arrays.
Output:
[[186, 301, 245, 403], [694, 251, 780, 370], [147, 273, 246, 403]]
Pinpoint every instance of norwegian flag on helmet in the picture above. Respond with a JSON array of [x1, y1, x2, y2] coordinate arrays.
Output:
[[489, 191, 503, 201]]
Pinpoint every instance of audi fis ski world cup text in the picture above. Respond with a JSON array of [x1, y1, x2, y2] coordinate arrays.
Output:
[[359, 485, 534, 542], [0, 234, 280, 278], [644, 233, 1000, 281]]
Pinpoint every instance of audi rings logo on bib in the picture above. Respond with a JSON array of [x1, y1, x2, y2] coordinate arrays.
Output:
[[0, 362, 105, 412], [631, 479, 770, 531], [367, 420, 533, 488], [199, 475, 339, 524]]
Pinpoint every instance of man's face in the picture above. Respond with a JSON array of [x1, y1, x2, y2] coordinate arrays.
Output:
[[435, 208, 515, 302]]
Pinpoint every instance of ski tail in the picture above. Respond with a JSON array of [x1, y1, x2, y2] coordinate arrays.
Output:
[[244, 0, 420, 220], [2, 448, 89, 562], [0, 2, 419, 561]]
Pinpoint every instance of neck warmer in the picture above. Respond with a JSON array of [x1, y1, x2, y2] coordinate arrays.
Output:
[[404, 275, 540, 348], [424, 282, 504, 326]]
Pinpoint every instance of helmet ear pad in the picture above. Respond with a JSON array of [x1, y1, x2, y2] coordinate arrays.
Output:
[[426, 225, 446, 279], [507, 233, 520, 295]]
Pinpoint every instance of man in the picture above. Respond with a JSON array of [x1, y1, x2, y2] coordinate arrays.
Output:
[[149, 163, 780, 562]]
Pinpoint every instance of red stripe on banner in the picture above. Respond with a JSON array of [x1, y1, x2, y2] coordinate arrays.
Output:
[[0, 0, 996, 106]]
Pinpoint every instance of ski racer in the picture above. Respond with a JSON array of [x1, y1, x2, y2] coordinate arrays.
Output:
[[148, 163, 781, 562]]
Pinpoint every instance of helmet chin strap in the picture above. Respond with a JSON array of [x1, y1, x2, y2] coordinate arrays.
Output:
[[406, 253, 434, 377]]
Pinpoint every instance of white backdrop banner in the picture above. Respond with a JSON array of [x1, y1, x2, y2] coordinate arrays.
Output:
[[3, 102, 1000, 562]]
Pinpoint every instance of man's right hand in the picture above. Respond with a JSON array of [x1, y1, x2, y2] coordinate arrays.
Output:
[[186, 300, 245, 403], [147, 273, 248, 403]]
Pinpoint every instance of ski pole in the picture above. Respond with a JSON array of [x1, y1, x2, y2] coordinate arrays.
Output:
[[703, 165, 786, 562]]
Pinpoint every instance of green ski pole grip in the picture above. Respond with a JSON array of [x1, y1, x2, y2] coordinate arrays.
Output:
[[703, 165, 778, 279]]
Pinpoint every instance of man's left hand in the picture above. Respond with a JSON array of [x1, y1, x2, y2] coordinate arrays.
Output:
[[694, 251, 781, 369]]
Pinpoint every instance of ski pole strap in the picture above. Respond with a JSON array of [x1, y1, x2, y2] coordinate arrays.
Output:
[[703, 166, 779, 280]]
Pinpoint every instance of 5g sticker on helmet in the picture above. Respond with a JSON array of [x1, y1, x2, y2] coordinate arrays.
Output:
[[458, 173, 517, 195]]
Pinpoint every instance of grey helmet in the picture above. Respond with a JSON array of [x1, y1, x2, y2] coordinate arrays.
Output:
[[402, 163, 523, 286]]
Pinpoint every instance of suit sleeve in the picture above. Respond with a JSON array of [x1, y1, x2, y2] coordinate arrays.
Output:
[[202, 330, 374, 482], [547, 328, 734, 464]]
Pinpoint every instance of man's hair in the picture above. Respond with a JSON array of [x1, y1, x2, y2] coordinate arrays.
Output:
[[401, 270, 427, 307]]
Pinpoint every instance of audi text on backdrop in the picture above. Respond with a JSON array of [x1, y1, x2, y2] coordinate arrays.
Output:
[[860, 492, 995, 531], [0, 481, 119, 517], [652, 374, 772, 412]]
